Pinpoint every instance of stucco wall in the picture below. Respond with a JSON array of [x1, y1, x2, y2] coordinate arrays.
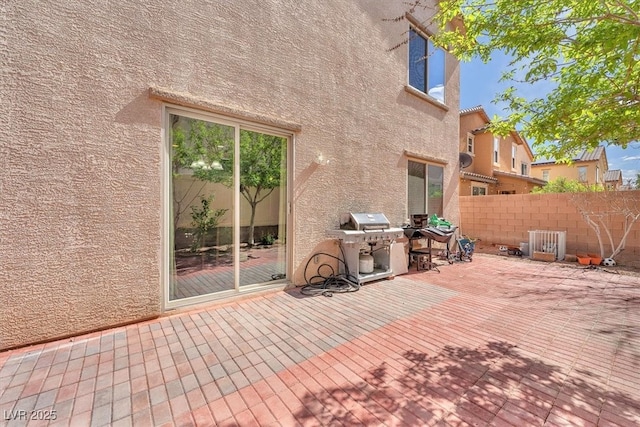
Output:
[[1, 1, 459, 349], [459, 192, 640, 268]]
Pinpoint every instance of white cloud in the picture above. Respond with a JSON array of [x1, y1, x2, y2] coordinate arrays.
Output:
[[622, 155, 640, 161]]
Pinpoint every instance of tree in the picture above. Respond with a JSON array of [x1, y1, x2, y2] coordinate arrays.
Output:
[[531, 177, 603, 193], [407, 0, 640, 161], [171, 116, 233, 230], [236, 130, 285, 247], [528, 176, 639, 259], [171, 117, 285, 248], [572, 191, 640, 259], [190, 196, 227, 252]]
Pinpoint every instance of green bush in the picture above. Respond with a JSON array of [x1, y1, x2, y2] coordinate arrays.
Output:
[[532, 177, 603, 194]]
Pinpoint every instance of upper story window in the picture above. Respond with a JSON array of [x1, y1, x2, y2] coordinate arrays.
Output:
[[578, 166, 588, 182], [493, 137, 500, 164], [512, 145, 517, 170], [466, 134, 475, 154], [521, 162, 529, 176], [596, 166, 600, 184], [542, 169, 550, 181], [408, 28, 445, 104]]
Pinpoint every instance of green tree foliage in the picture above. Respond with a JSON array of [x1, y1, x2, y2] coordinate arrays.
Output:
[[416, 0, 640, 161], [236, 130, 285, 247], [190, 196, 228, 252], [531, 177, 603, 193], [172, 115, 285, 247], [171, 116, 233, 230]]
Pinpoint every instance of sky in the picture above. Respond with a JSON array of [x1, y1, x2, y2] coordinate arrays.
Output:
[[459, 56, 640, 185]]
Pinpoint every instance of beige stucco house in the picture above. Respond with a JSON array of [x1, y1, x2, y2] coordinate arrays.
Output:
[[604, 169, 624, 190], [531, 146, 610, 186], [458, 106, 545, 196], [1, 1, 461, 350]]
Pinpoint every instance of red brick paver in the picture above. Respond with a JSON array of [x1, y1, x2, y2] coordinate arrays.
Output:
[[1, 254, 639, 426]]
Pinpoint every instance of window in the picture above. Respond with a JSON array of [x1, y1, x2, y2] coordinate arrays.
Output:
[[596, 166, 600, 184], [493, 137, 500, 164], [578, 166, 587, 182], [409, 28, 445, 103], [472, 186, 487, 196], [542, 169, 550, 181], [466, 134, 474, 154], [521, 162, 528, 176], [166, 108, 290, 307], [511, 145, 517, 170], [408, 160, 444, 216]]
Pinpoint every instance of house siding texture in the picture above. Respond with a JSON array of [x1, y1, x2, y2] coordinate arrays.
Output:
[[1, 1, 460, 350]]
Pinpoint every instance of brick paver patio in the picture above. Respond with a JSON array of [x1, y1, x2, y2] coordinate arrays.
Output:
[[1, 254, 639, 426]]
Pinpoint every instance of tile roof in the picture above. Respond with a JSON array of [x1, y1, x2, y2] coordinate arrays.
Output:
[[493, 171, 548, 186], [459, 105, 485, 115], [460, 171, 498, 184], [578, 146, 605, 162], [604, 169, 622, 182], [533, 145, 606, 165]]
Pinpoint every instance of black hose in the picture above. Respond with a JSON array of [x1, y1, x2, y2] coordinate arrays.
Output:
[[300, 244, 361, 296]]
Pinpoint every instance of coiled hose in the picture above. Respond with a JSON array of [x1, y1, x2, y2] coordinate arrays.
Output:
[[300, 244, 360, 297]]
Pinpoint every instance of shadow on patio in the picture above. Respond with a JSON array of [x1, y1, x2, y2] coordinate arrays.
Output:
[[293, 340, 640, 425]]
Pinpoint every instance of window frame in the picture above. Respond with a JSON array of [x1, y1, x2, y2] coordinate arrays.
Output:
[[578, 166, 588, 182], [407, 159, 445, 217], [466, 133, 475, 155], [407, 26, 446, 105], [493, 137, 500, 165], [472, 184, 488, 196], [162, 104, 294, 310]]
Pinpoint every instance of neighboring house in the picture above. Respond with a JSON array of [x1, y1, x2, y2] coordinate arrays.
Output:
[[1, 1, 460, 350], [531, 146, 610, 186], [604, 169, 624, 190], [459, 106, 545, 196]]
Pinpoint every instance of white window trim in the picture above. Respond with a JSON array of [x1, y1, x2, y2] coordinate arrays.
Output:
[[161, 104, 295, 310], [511, 144, 517, 171], [472, 182, 488, 196], [404, 85, 449, 111], [405, 19, 448, 109], [467, 133, 475, 155], [407, 159, 445, 216], [493, 137, 500, 166]]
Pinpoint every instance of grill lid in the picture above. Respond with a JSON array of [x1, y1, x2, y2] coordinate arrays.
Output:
[[339, 212, 390, 231]]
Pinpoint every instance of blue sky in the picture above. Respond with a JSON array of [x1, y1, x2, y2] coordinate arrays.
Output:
[[459, 57, 640, 185]]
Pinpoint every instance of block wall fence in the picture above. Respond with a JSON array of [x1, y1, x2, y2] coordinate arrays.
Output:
[[459, 191, 640, 268]]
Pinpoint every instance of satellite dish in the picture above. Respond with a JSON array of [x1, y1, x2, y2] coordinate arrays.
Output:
[[459, 152, 473, 169]]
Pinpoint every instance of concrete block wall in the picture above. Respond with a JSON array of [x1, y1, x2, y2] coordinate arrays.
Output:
[[459, 191, 640, 268]]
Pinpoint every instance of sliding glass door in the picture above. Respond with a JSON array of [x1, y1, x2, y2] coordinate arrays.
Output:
[[166, 109, 289, 306]]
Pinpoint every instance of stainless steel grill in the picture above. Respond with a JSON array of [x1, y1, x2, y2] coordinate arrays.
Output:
[[327, 213, 404, 284], [339, 212, 391, 230]]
